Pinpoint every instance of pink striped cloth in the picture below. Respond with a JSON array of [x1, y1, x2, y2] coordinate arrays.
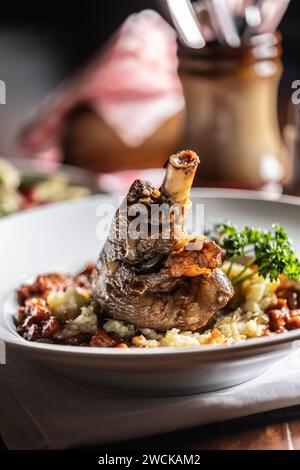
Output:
[[19, 10, 184, 163]]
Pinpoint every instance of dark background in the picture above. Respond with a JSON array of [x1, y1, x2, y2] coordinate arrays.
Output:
[[0, 0, 299, 156]]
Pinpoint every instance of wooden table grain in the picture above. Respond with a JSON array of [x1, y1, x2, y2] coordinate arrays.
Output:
[[103, 406, 300, 451], [102, 406, 300, 450], [1, 406, 300, 450]]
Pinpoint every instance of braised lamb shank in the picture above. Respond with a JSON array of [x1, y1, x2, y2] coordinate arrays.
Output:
[[93, 150, 233, 331]]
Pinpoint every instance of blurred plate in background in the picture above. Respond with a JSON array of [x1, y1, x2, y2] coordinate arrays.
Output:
[[9, 158, 100, 193], [0, 157, 100, 217]]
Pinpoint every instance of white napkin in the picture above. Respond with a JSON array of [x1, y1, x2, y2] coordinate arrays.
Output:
[[1, 349, 300, 450]]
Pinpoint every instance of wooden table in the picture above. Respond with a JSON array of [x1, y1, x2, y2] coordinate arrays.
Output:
[[104, 406, 300, 450], [1, 405, 300, 450]]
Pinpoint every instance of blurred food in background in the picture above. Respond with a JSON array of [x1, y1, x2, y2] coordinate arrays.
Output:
[[0, 158, 21, 216], [0, 157, 96, 217]]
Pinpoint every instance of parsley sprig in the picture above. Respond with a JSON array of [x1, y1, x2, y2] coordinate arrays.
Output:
[[216, 222, 300, 286]]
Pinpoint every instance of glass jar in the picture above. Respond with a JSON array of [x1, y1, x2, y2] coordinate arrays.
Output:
[[178, 33, 289, 190]]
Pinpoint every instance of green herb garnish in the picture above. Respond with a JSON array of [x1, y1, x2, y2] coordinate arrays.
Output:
[[216, 222, 300, 286]]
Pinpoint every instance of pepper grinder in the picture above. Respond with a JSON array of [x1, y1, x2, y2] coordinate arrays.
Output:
[[178, 33, 289, 190]]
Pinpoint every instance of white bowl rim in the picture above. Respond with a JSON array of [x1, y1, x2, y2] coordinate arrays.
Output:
[[2, 188, 300, 357]]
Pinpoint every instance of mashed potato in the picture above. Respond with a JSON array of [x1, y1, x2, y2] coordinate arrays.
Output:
[[47, 286, 90, 321], [56, 306, 98, 339]]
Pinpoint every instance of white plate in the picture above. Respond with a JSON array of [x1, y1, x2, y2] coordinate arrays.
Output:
[[1, 189, 300, 396]]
